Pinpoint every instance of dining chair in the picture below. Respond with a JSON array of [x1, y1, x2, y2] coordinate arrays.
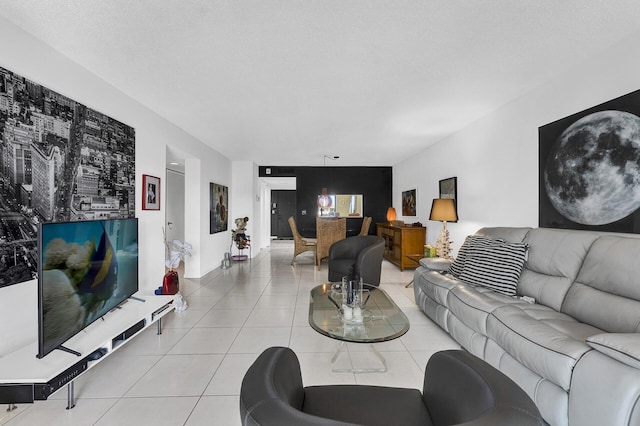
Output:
[[288, 216, 317, 265], [315, 217, 346, 270], [358, 216, 372, 236]]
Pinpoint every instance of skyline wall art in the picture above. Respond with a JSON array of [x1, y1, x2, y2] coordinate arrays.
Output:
[[0, 66, 136, 287]]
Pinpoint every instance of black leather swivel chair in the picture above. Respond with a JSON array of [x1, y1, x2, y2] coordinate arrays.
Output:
[[240, 347, 545, 426], [327, 235, 384, 286]]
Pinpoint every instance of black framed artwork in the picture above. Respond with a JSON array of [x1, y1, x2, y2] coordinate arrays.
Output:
[[539, 89, 640, 233], [210, 182, 228, 234], [142, 175, 160, 210], [439, 177, 458, 222], [402, 189, 416, 216]]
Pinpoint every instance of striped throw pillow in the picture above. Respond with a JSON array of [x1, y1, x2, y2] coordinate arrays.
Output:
[[459, 239, 528, 296], [448, 235, 502, 278]]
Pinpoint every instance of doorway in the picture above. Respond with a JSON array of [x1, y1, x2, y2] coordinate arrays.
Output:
[[271, 190, 295, 239], [165, 169, 185, 244]]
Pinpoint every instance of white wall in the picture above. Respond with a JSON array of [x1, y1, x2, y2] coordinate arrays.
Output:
[[394, 30, 640, 254], [0, 17, 234, 352], [184, 152, 233, 278], [228, 161, 270, 254], [230, 161, 259, 256], [251, 162, 264, 252]]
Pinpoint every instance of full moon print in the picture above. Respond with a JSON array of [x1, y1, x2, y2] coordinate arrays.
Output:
[[544, 110, 640, 225]]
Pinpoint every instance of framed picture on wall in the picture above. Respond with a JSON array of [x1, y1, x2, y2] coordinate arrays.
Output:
[[402, 189, 416, 216], [210, 182, 229, 234], [539, 89, 640, 233], [142, 175, 160, 210], [439, 177, 457, 222]]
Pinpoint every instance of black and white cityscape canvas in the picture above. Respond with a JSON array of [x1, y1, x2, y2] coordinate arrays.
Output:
[[0, 66, 136, 287], [539, 89, 640, 233]]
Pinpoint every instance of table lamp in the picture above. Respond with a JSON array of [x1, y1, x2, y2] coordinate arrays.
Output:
[[386, 207, 397, 223], [429, 198, 458, 259]]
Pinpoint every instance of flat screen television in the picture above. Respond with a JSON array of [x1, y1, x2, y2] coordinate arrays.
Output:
[[37, 218, 139, 358]]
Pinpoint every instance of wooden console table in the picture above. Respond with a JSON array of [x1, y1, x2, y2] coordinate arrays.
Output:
[[376, 223, 426, 271]]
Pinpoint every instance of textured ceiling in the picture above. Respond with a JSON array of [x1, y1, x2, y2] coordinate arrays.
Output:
[[2, 1, 640, 167]]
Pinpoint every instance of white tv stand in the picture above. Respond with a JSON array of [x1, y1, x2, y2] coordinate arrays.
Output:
[[0, 294, 174, 409]]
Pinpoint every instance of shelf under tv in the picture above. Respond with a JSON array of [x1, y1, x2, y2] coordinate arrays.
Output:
[[0, 293, 174, 408]]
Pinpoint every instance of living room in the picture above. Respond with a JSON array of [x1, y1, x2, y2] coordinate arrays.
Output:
[[1, 4, 639, 286], [1, 2, 640, 425]]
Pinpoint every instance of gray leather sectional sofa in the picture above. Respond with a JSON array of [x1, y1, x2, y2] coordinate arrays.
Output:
[[413, 227, 640, 426]]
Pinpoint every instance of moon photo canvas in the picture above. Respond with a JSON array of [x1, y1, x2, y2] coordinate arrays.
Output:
[[539, 89, 640, 233]]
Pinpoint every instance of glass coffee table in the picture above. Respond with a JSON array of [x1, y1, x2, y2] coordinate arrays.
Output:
[[309, 283, 410, 373]]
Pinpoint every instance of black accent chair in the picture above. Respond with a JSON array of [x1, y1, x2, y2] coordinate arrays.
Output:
[[240, 347, 545, 426], [327, 236, 384, 286]]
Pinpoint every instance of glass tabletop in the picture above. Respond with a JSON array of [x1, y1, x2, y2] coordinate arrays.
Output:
[[308, 283, 410, 343]]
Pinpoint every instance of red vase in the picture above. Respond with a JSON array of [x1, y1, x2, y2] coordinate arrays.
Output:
[[162, 270, 179, 295]]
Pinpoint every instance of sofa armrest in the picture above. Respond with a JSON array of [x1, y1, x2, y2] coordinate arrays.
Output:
[[419, 257, 451, 272], [587, 333, 640, 370]]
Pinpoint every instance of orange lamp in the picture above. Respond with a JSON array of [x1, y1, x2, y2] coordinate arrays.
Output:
[[386, 207, 397, 222]]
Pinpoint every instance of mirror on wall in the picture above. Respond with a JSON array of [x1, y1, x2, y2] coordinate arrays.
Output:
[[317, 194, 363, 217]]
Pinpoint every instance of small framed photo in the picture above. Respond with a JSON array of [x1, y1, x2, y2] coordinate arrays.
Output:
[[142, 174, 160, 210], [402, 189, 416, 216]]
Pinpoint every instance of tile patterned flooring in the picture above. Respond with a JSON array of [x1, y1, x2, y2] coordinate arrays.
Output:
[[1, 240, 459, 426]]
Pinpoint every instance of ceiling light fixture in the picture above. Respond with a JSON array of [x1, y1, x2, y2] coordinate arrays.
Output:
[[323, 155, 340, 166]]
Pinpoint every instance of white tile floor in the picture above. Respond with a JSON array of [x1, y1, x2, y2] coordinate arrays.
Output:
[[1, 240, 459, 426]]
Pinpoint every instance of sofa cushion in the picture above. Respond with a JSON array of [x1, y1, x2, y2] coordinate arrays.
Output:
[[416, 269, 462, 306], [562, 235, 640, 333], [487, 304, 603, 391], [475, 227, 532, 243], [518, 228, 600, 311], [304, 385, 432, 426], [459, 239, 528, 296], [448, 285, 527, 335]]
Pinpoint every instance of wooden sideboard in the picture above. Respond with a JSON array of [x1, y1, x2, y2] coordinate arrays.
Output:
[[376, 223, 426, 271]]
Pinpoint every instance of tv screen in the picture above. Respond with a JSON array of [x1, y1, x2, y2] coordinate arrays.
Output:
[[37, 218, 139, 358]]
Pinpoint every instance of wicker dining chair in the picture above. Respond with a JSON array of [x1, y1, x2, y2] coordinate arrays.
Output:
[[358, 216, 372, 236], [315, 217, 346, 270], [288, 216, 317, 265]]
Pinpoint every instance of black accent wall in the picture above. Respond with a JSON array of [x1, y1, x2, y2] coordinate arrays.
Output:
[[259, 166, 392, 237]]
